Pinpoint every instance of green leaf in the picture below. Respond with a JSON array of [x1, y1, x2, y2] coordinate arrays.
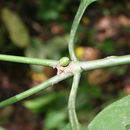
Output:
[[126, 124, 130, 130], [0, 28, 5, 48], [45, 34, 69, 59], [23, 93, 60, 113], [45, 110, 67, 130], [61, 123, 86, 130], [61, 124, 72, 130], [1, 8, 30, 48], [25, 35, 69, 63], [96, 39, 116, 55], [88, 95, 130, 130], [25, 37, 45, 72], [0, 127, 5, 130], [37, 0, 69, 21]]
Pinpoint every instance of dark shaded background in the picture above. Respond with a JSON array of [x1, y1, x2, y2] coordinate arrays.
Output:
[[0, 0, 130, 129]]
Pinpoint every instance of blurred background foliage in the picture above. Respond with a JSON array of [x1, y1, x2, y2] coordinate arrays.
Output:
[[0, 0, 130, 129]]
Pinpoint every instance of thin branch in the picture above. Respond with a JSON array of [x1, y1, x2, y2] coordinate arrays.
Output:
[[1, 55, 130, 108], [68, 73, 81, 130], [78, 55, 130, 71], [68, 0, 97, 61], [0, 72, 73, 108], [0, 54, 58, 67]]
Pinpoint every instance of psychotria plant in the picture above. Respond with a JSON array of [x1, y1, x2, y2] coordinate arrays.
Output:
[[0, 0, 130, 130]]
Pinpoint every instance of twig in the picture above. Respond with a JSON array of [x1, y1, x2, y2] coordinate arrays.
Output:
[[0, 55, 130, 108], [68, 0, 97, 61], [68, 73, 81, 130], [0, 72, 73, 108], [78, 55, 130, 71], [0, 54, 129, 73], [0, 54, 58, 67]]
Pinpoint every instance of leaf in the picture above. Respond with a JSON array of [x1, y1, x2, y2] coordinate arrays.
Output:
[[96, 39, 116, 55], [45, 110, 67, 130], [88, 95, 130, 130], [126, 124, 130, 130], [45, 34, 69, 59], [0, 28, 5, 48], [25, 37, 45, 72], [37, 0, 69, 21], [0, 127, 5, 130], [23, 93, 60, 113], [1, 8, 30, 48], [61, 123, 86, 130]]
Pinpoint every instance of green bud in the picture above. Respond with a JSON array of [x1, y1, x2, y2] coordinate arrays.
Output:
[[59, 57, 70, 67]]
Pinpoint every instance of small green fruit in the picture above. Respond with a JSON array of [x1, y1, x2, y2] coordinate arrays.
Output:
[[59, 57, 70, 67]]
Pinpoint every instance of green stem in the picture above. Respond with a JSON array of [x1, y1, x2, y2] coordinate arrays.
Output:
[[78, 55, 130, 71], [0, 72, 73, 108], [0, 54, 58, 67], [68, 0, 97, 61], [68, 73, 81, 130], [1, 55, 130, 109]]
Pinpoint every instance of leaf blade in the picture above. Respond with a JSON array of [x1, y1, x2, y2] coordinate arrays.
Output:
[[88, 95, 130, 130]]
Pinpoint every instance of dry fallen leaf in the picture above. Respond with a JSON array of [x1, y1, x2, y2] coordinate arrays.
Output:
[[84, 47, 100, 61], [51, 24, 65, 35], [76, 46, 100, 60], [28, 71, 47, 84], [88, 69, 111, 85], [118, 15, 130, 26], [95, 16, 120, 41]]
